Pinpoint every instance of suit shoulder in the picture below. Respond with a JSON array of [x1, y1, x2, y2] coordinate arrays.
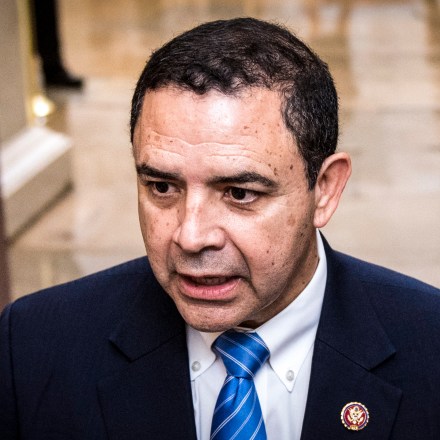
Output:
[[333, 250, 440, 325], [334, 250, 439, 294], [5, 257, 156, 322]]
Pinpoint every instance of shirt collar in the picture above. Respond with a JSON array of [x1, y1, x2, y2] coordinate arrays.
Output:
[[187, 230, 327, 391]]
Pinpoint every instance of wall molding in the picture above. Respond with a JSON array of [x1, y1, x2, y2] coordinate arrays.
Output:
[[1, 125, 72, 238]]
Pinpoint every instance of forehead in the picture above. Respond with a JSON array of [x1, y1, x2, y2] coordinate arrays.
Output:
[[134, 87, 292, 145], [132, 87, 305, 182]]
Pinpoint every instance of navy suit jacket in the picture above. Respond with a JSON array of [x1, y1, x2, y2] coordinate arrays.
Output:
[[1, 240, 440, 439]]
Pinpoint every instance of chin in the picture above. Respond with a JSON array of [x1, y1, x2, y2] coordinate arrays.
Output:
[[179, 307, 242, 333], [184, 317, 235, 333]]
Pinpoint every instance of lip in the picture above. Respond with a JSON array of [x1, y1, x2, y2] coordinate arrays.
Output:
[[177, 274, 240, 301]]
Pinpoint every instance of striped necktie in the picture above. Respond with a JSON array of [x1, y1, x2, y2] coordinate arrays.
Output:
[[210, 330, 270, 440]]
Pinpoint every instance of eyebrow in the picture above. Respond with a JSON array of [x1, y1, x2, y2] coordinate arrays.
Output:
[[136, 164, 180, 180], [136, 164, 277, 189], [209, 172, 277, 189]]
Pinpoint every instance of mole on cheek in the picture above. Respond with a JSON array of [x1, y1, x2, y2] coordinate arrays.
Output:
[[287, 215, 296, 226]]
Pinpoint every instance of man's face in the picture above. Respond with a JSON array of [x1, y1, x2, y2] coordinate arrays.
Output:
[[133, 87, 319, 332]]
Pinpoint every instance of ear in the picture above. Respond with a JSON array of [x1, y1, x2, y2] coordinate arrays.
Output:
[[313, 152, 351, 228]]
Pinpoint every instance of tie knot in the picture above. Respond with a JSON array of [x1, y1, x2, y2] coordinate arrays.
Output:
[[213, 330, 270, 379]]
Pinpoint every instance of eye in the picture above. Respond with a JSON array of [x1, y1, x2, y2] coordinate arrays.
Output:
[[146, 181, 179, 197], [230, 187, 247, 200], [154, 182, 170, 193], [226, 187, 259, 204]]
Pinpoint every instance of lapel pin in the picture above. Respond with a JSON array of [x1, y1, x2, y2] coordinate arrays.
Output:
[[341, 402, 369, 431]]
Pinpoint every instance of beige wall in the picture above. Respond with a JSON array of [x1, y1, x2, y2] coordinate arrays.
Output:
[[0, 0, 28, 144]]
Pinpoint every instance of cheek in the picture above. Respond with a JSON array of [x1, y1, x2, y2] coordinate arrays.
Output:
[[138, 199, 152, 242], [138, 205, 176, 282], [247, 212, 311, 273], [287, 213, 297, 227], [237, 227, 286, 276], [138, 200, 171, 253]]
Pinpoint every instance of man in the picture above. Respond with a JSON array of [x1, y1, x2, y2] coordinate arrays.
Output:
[[1, 17, 440, 440]]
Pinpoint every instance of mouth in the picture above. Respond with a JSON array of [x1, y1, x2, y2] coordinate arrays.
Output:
[[177, 274, 240, 300], [185, 275, 233, 285]]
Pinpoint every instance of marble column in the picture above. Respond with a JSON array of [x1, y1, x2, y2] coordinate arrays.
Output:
[[0, 0, 72, 240]]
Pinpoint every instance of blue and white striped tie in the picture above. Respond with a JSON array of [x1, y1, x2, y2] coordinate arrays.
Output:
[[210, 330, 270, 440]]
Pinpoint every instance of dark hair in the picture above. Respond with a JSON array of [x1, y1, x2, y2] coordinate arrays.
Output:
[[130, 17, 338, 189]]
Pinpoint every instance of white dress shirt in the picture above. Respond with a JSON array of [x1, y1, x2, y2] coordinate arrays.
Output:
[[187, 231, 327, 440]]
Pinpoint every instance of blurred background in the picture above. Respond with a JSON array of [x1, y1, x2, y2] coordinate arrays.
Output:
[[1, 0, 439, 308]]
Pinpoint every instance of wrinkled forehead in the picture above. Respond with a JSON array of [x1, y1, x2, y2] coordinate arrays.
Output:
[[133, 86, 294, 150], [132, 87, 306, 187]]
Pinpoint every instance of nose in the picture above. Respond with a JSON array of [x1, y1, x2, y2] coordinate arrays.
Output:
[[172, 194, 226, 253]]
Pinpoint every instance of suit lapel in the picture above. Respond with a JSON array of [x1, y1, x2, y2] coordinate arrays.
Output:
[[301, 241, 402, 440], [97, 275, 197, 440]]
